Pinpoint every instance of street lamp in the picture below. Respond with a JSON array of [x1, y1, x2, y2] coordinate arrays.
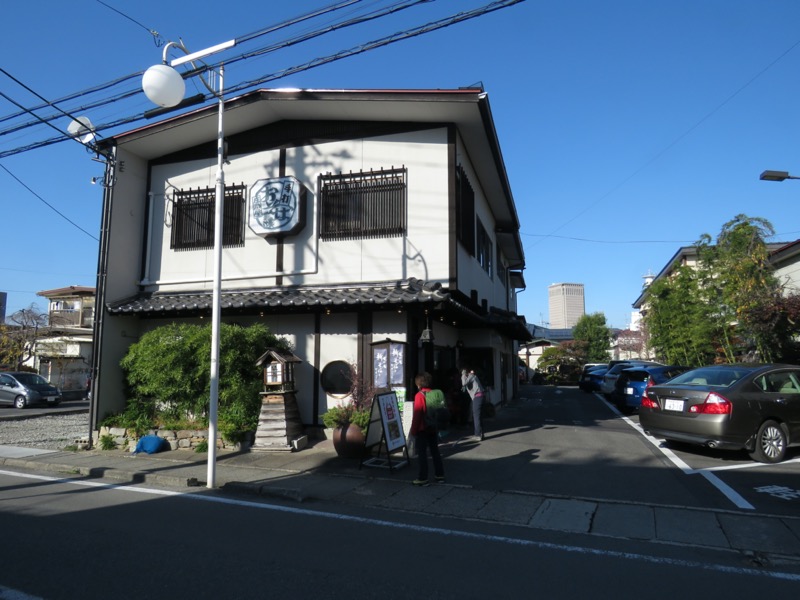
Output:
[[759, 170, 800, 182], [142, 38, 235, 488]]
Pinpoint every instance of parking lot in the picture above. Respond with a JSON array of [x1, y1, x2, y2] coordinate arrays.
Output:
[[593, 390, 800, 515]]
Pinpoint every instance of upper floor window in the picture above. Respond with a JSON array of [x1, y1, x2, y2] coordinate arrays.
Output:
[[171, 184, 246, 250], [496, 242, 506, 285], [477, 219, 492, 278], [455, 165, 475, 255], [318, 167, 407, 241]]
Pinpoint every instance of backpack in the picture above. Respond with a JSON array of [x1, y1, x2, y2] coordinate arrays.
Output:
[[423, 389, 450, 430]]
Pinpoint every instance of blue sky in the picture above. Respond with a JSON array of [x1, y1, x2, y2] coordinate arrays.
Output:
[[2, 0, 800, 330]]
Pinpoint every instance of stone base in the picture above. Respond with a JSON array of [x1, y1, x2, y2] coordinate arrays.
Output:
[[252, 392, 306, 452]]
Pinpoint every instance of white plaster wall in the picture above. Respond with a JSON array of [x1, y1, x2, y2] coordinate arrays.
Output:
[[96, 150, 150, 417], [144, 129, 451, 292], [776, 261, 800, 295]]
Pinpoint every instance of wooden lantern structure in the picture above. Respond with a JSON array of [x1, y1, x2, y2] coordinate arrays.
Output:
[[259, 348, 301, 393], [252, 348, 306, 452]]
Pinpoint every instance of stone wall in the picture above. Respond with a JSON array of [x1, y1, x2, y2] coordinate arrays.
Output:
[[95, 426, 252, 453]]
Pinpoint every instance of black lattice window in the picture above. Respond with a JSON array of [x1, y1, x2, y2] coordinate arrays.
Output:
[[170, 184, 246, 250], [318, 167, 407, 241]]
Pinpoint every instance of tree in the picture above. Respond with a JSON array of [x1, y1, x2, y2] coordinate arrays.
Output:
[[741, 293, 800, 363], [572, 312, 610, 363], [643, 214, 785, 365], [644, 266, 717, 366], [0, 304, 48, 369], [697, 214, 780, 361], [118, 322, 290, 438], [537, 342, 584, 383]]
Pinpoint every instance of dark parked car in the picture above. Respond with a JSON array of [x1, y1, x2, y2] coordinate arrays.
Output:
[[614, 365, 691, 413], [580, 365, 608, 393], [0, 372, 62, 409], [640, 364, 800, 463], [600, 360, 660, 397]]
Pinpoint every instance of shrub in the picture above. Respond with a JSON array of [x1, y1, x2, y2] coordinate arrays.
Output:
[[118, 322, 290, 439]]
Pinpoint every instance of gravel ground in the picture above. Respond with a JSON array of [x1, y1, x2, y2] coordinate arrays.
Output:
[[0, 413, 90, 450]]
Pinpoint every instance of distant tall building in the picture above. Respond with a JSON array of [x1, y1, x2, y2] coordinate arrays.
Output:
[[548, 283, 585, 329], [0, 292, 6, 324]]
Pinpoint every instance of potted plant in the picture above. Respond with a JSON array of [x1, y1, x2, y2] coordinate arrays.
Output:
[[322, 363, 375, 458]]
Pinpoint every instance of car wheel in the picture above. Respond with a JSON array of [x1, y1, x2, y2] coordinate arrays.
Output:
[[14, 396, 26, 409], [750, 420, 787, 464]]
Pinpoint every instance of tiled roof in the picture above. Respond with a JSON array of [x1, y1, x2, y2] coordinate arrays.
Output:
[[108, 278, 450, 315], [107, 278, 532, 341]]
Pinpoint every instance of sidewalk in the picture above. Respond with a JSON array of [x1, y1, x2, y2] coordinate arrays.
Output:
[[2, 429, 800, 565]]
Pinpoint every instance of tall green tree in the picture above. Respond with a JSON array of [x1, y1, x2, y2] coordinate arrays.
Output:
[[572, 312, 611, 363], [644, 214, 783, 365], [697, 214, 779, 361], [644, 266, 716, 366]]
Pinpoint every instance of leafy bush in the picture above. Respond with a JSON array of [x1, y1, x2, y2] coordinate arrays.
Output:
[[118, 322, 290, 439], [99, 434, 117, 450]]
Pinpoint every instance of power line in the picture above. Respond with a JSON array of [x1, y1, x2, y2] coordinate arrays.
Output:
[[527, 34, 800, 250], [0, 162, 99, 241], [0, 0, 372, 142], [95, 0, 165, 47], [0, 0, 525, 159]]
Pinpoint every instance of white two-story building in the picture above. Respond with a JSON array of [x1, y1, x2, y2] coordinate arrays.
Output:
[[90, 87, 530, 434]]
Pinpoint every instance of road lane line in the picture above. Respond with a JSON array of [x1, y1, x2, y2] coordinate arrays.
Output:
[[596, 394, 755, 510]]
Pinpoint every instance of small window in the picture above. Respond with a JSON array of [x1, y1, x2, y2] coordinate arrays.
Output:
[[476, 219, 492, 277], [171, 184, 246, 250], [320, 360, 353, 396], [496, 242, 506, 284], [318, 168, 407, 241]]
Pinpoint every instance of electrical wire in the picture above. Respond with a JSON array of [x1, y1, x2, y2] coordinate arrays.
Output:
[[0, 0, 373, 140], [0, 162, 99, 241], [0, 0, 524, 159]]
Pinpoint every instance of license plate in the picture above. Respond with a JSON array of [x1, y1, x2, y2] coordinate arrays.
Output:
[[625, 387, 634, 395], [664, 399, 684, 412], [47, 396, 57, 402]]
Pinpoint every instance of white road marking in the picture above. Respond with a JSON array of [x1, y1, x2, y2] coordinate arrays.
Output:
[[1, 468, 798, 582], [596, 394, 755, 510]]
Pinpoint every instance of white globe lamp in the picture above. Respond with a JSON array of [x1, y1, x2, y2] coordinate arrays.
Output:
[[142, 64, 186, 108]]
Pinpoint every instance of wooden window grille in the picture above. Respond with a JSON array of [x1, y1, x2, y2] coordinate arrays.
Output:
[[170, 184, 246, 250], [318, 167, 407, 241]]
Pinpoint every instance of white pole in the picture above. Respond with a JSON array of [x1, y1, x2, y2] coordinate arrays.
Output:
[[207, 64, 225, 489]]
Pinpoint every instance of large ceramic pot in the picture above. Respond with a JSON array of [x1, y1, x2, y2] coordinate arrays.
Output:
[[332, 423, 367, 458]]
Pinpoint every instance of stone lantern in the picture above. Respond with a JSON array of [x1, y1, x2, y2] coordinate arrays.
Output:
[[252, 348, 306, 451]]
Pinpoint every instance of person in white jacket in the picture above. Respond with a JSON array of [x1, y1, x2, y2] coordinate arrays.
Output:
[[461, 368, 485, 440]]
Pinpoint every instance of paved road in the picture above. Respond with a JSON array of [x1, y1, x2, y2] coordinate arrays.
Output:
[[0, 399, 88, 420], [1, 469, 797, 599]]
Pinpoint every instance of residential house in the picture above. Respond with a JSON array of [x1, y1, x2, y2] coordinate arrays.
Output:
[[632, 242, 794, 358], [633, 243, 792, 314], [518, 324, 573, 375], [33, 286, 95, 398], [770, 239, 800, 295], [91, 88, 530, 435]]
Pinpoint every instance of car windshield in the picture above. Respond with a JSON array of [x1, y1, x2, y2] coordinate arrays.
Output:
[[13, 373, 50, 386], [667, 367, 751, 388]]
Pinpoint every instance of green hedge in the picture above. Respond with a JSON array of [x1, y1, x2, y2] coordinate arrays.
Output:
[[114, 322, 290, 440]]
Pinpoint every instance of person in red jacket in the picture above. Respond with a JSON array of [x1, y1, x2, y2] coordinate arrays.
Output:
[[410, 371, 445, 486]]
